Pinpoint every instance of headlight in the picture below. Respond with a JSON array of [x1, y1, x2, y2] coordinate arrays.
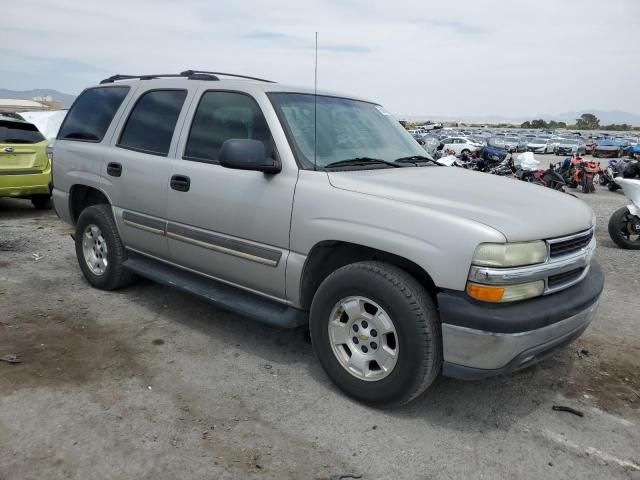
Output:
[[467, 280, 545, 303], [472, 241, 547, 267]]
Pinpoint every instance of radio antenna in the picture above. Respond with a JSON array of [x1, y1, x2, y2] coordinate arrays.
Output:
[[314, 31, 318, 171]]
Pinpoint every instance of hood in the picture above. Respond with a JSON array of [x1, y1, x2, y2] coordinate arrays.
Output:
[[328, 167, 593, 242]]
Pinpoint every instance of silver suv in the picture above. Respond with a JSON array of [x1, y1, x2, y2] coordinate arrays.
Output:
[[52, 70, 604, 406]]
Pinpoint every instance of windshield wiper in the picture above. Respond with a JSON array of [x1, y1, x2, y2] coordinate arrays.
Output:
[[324, 157, 403, 169], [394, 155, 442, 166]]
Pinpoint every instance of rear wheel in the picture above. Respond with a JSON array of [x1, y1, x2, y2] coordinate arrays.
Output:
[[75, 204, 136, 290], [608, 207, 640, 249], [309, 261, 441, 406], [31, 195, 52, 210]]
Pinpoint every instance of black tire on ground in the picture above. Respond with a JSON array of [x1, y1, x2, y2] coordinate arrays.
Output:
[[309, 261, 441, 407], [31, 195, 52, 210], [608, 207, 640, 249], [608, 182, 620, 192], [598, 175, 608, 186], [461, 149, 470, 156], [74, 204, 136, 290]]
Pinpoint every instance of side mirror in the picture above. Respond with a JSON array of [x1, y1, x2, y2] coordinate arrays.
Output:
[[219, 139, 280, 174]]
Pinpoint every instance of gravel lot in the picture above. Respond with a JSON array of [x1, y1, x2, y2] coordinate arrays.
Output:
[[1, 155, 639, 480]]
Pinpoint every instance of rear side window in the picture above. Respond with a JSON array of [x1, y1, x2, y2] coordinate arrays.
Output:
[[0, 120, 45, 144], [184, 91, 272, 164], [58, 87, 129, 142], [118, 89, 187, 156]]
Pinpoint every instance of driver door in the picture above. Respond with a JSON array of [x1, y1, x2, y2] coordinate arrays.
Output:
[[165, 89, 298, 300]]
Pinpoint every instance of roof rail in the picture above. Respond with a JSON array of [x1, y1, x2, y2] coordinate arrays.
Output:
[[99, 72, 220, 84], [180, 70, 276, 83], [99, 70, 275, 85]]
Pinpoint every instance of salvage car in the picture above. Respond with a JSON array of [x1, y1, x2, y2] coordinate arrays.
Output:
[[52, 71, 604, 406], [503, 136, 527, 153], [527, 137, 553, 154], [555, 138, 586, 156], [593, 139, 627, 158], [0, 115, 52, 209]]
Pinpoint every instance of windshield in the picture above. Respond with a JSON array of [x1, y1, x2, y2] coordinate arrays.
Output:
[[532, 137, 548, 143], [561, 139, 579, 145], [504, 137, 519, 142], [268, 93, 425, 169]]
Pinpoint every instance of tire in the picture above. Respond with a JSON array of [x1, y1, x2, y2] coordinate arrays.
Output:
[[74, 204, 136, 290], [598, 175, 608, 186], [608, 182, 620, 192], [608, 207, 640, 249], [309, 261, 441, 407], [581, 176, 591, 193], [461, 149, 470, 156], [31, 195, 52, 210]]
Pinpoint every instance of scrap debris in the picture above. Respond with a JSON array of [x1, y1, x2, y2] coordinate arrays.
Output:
[[0, 354, 21, 364], [552, 405, 584, 417]]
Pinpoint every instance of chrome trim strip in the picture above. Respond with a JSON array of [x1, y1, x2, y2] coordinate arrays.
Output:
[[122, 211, 166, 235], [125, 247, 290, 304], [166, 231, 279, 267], [442, 301, 598, 370], [469, 237, 595, 294], [166, 223, 282, 267], [123, 219, 165, 235], [546, 227, 594, 244]]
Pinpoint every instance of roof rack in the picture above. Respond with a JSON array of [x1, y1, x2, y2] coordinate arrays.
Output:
[[99, 70, 275, 85], [180, 70, 276, 83]]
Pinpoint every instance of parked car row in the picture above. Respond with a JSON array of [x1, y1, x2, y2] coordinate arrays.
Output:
[[409, 126, 638, 159]]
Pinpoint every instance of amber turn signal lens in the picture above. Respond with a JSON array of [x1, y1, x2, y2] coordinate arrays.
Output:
[[466, 283, 505, 303]]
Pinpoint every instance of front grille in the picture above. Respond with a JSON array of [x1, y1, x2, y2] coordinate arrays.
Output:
[[549, 230, 593, 258], [547, 267, 584, 288]]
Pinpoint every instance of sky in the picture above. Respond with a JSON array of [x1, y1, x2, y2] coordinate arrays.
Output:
[[1, 0, 639, 118]]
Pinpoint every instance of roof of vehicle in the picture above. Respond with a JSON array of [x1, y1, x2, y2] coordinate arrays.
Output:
[[0, 114, 31, 124], [89, 71, 373, 104]]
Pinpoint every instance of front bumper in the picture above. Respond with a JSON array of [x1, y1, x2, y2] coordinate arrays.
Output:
[[439, 261, 604, 380]]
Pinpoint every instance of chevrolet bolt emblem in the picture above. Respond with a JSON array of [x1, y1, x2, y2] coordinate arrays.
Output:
[[358, 335, 369, 341]]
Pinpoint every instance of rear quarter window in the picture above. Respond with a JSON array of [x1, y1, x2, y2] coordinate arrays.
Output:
[[58, 86, 130, 142], [0, 120, 45, 144]]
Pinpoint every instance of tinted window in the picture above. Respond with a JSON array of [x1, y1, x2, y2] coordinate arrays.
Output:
[[0, 120, 45, 144], [118, 90, 187, 156], [184, 91, 272, 163], [58, 87, 129, 142]]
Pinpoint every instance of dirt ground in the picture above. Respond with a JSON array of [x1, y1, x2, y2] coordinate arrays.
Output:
[[1, 156, 639, 479]]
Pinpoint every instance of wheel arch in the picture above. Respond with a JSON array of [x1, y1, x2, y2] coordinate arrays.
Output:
[[298, 240, 438, 311], [69, 184, 113, 225]]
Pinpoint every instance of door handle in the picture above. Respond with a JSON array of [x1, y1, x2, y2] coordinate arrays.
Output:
[[170, 174, 190, 192], [107, 162, 122, 177]]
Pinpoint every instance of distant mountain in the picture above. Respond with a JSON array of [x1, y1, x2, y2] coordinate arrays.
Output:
[[0, 89, 76, 108]]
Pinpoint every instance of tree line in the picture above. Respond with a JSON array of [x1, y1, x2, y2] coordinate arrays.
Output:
[[520, 113, 640, 131]]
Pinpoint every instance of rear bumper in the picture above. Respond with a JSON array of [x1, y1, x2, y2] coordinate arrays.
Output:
[[0, 170, 51, 197], [51, 188, 72, 223], [438, 261, 604, 380]]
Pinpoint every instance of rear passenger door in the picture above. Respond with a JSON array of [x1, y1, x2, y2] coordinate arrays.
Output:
[[166, 90, 297, 300], [103, 88, 190, 258]]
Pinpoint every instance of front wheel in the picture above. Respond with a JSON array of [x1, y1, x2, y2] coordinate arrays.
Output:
[[309, 261, 441, 406], [75, 204, 136, 290], [608, 207, 640, 249]]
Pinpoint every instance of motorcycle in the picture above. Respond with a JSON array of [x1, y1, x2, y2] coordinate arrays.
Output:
[[533, 163, 567, 191], [608, 178, 640, 249], [570, 157, 600, 193], [600, 159, 640, 191]]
